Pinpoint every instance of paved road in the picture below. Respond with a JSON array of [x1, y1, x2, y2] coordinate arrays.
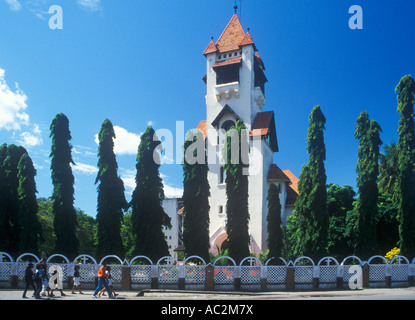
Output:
[[1, 287, 415, 300]]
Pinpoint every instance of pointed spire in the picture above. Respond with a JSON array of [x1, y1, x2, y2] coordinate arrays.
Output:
[[203, 38, 218, 55], [215, 14, 245, 53]]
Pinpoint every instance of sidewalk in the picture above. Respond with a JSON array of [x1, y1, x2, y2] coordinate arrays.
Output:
[[1, 287, 415, 300]]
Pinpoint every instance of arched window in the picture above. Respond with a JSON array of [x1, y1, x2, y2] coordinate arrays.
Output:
[[221, 120, 236, 132]]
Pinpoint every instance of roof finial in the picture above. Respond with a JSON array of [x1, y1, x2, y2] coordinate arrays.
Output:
[[234, 0, 238, 14]]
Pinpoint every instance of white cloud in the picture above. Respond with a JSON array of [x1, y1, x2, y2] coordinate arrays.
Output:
[[163, 184, 183, 198], [77, 0, 101, 12], [18, 124, 43, 147], [4, 0, 22, 11], [119, 168, 183, 199], [72, 162, 98, 175], [95, 126, 141, 156], [0, 67, 29, 131]]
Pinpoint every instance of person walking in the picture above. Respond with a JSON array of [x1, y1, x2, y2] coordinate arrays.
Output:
[[50, 267, 66, 297], [92, 262, 114, 299], [22, 263, 36, 298], [33, 264, 43, 299], [40, 263, 51, 297], [71, 265, 83, 294], [97, 266, 117, 297]]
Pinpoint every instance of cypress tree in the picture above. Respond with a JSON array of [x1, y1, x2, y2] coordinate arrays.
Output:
[[17, 153, 42, 255], [267, 183, 283, 259], [0, 144, 9, 252], [224, 120, 250, 263], [2, 144, 28, 255], [182, 130, 210, 262], [354, 111, 382, 258], [395, 75, 415, 257], [95, 119, 127, 259], [293, 105, 328, 260], [50, 113, 79, 259], [129, 126, 171, 262]]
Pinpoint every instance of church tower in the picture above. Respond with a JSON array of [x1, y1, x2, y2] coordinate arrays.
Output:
[[197, 12, 294, 255]]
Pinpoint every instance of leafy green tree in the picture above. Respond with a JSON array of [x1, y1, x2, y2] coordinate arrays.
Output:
[[224, 120, 250, 263], [120, 211, 134, 260], [128, 126, 171, 262], [376, 193, 399, 255], [95, 119, 127, 259], [292, 105, 328, 260], [326, 184, 355, 259], [182, 130, 210, 262], [378, 143, 399, 195], [76, 210, 97, 257], [267, 183, 283, 259], [395, 75, 415, 257], [50, 113, 79, 259], [354, 111, 382, 258], [37, 198, 56, 257], [17, 153, 43, 255]]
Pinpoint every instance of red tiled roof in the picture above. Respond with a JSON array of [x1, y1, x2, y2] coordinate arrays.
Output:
[[203, 14, 259, 56], [268, 164, 291, 182], [249, 111, 273, 137], [216, 14, 246, 53], [203, 39, 218, 55], [255, 52, 265, 70], [239, 32, 256, 50], [196, 120, 207, 139], [250, 111, 278, 152], [282, 169, 299, 194], [212, 57, 242, 68]]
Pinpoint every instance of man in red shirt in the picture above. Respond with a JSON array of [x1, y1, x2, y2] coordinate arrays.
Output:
[[93, 262, 114, 299]]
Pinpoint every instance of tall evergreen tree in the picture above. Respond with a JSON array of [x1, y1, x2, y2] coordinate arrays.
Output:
[[378, 142, 399, 195], [293, 105, 328, 260], [224, 120, 250, 263], [95, 119, 127, 259], [50, 113, 79, 259], [267, 183, 283, 259], [2, 144, 28, 255], [0, 144, 8, 252], [395, 75, 415, 257], [128, 126, 171, 262], [354, 111, 382, 258], [17, 153, 42, 255], [182, 130, 210, 262]]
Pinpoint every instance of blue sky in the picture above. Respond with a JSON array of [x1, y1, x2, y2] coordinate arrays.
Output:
[[1, 0, 414, 218]]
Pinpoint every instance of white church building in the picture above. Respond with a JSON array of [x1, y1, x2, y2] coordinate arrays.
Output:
[[194, 13, 299, 255]]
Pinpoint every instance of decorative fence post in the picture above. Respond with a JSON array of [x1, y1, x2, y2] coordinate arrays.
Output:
[[409, 259, 415, 287], [178, 265, 185, 290], [286, 262, 295, 291], [10, 263, 18, 289], [205, 263, 214, 291], [336, 265, 344, 289], [151, 265, 159, 289], [362, 262, 370, 288], [260, 265, 267, 291], [122, 265, 131, 290], [312, 265, 319, 290], [234, 266, 241, 291]]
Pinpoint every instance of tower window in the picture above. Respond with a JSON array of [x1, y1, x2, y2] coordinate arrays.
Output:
[[216, 64, 239, 85], [219, 205, 223, 214], [219, 166, 224, 184]]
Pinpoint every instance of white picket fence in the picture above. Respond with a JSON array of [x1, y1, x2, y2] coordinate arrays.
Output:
[[1, 252, 414, 291]]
